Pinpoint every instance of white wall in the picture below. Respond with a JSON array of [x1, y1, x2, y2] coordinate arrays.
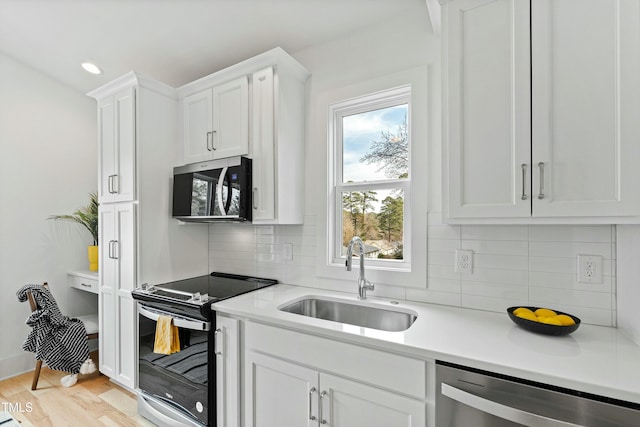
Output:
[[0, 52, 97, 379], [207, 4, 629, 328]]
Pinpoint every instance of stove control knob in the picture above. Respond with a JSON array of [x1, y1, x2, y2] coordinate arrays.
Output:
[[140, 283, 154, 292]]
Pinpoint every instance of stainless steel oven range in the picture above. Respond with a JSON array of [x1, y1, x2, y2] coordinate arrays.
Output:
[[132, 272, 277, 427]]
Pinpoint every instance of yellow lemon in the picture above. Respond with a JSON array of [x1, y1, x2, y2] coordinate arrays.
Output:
[[538, 316, 563, 326], [554, 314, 576, 326], [515, 311, 538, 322], [513, 307, 535, 317], [534, 308, 557, 318]]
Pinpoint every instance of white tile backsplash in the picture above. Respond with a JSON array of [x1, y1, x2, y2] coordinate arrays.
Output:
[[209, 213, 617, 327], [426, 213, 617, 326]]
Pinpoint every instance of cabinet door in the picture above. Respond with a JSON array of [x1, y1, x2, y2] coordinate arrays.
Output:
[[98, 203, 137, 388], [216, 315, 240, 427], [98, 87, 136, 203], [98, 205, 116, 378], [531, 0, 640, 217], [444, 0, 531, 218], [183, 89, 214, 164], [97, 96, 115, 202], [211, 76, 249, 159], [319, 373, 426, 427], [115, 295, 135, 389], [251, 67, 276, 221], [245, 351, 318, 427]]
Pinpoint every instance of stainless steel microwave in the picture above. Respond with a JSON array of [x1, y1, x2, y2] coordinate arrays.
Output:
[[172, 156, 252, 222]]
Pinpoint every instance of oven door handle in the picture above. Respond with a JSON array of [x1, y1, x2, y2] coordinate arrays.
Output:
[[441, 383, 585, 427], [138, 305, 211, 331]]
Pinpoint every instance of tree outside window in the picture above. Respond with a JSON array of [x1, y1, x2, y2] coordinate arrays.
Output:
[[332, 86, 411, 266]]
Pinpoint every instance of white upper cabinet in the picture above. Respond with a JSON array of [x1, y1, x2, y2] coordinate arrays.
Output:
[[178, 48, 310, 224], [531, 0, 640, 218], [442, 0, 640, 223], [251, 61, 308, 224], [182, 76, 249, 164], [251, 66, 276, 221], [96, 86, 136, 203]]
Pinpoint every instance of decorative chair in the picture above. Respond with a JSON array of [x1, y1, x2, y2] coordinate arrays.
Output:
[[26, 282, 99, 390]]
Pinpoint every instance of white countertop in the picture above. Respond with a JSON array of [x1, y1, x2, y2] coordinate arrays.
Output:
[[213, 284, 640, 405]]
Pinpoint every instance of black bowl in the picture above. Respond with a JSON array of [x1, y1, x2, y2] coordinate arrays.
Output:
[[507, 306, 581, 336]]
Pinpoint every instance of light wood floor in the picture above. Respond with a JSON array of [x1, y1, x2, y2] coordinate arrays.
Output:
[[0, 354, 155, 427]]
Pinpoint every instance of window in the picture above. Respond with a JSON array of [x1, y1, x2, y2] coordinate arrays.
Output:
[[329, 86, 411, 270]]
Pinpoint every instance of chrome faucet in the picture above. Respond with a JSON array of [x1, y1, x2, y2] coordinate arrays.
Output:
[[345, 236, 375, 299]]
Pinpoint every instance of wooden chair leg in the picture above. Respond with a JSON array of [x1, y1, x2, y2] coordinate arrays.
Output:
[[32, 359, 42, 390]]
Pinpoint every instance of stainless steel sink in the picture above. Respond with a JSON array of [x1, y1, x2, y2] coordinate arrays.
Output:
[[279, 297, 417, 332]]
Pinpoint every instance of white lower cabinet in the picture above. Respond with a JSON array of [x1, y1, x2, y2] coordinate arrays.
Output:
[[216, 314, 240, 427], [98, 202, 136, 389], [246, 352, 426, 427], [321, 373, 427, 427], [242, 321, 430, 427], [246, 352, 317, 427]]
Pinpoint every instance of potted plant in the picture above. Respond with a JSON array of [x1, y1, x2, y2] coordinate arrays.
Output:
[[49, 193, 99, 271]]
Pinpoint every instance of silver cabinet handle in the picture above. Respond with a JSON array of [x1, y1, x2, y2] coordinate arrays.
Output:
[[319, 390, 328, 425], [211, 130, 217, 150], [108, 240, 118, 259], [441, 383, 585, 427], [538, 162, 545, 199], [206, 131, 212, 151], [308, 387, 317, 421], [521, 163, 528, 200], [108, 174, 118, 194], [214, 328, 223, 355], [252, 187, 258, 210]]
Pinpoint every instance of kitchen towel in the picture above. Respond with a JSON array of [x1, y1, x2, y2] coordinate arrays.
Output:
[[153, 315, 180, 355]]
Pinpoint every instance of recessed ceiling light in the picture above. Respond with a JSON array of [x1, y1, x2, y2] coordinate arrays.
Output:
[[81, 62, 102, 75]]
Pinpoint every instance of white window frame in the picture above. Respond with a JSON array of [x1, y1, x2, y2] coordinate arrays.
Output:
[[328, 85, 412, 272]]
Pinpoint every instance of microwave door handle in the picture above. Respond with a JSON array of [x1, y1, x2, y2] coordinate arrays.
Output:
[[216, 167, 228, 216], [441, 384, 585, 427], [223, 169, 233, 214]]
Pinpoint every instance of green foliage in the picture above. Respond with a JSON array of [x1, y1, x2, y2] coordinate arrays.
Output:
[[342, 190, 379, 243], [49, 193, 99, 245], [377, 195, 403, 242]]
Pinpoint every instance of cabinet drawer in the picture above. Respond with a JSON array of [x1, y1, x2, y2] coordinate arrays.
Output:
[[68, 273, 99, 294], [244, 321, 427, 399]]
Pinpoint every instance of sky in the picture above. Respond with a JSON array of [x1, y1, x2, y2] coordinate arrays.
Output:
[[341, 103, 407, 214], [342, 103, 407, 183]]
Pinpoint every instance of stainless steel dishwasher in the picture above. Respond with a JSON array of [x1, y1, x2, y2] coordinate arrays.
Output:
[[436, 361, 640, 426]]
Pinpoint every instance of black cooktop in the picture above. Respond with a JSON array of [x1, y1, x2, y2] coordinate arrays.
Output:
[[132, 272, 277, 318], [154, 272, 277, 301]]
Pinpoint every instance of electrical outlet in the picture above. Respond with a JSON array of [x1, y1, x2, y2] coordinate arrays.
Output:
[[455, 249, 473, 273], [577, 254, 603, 283]]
